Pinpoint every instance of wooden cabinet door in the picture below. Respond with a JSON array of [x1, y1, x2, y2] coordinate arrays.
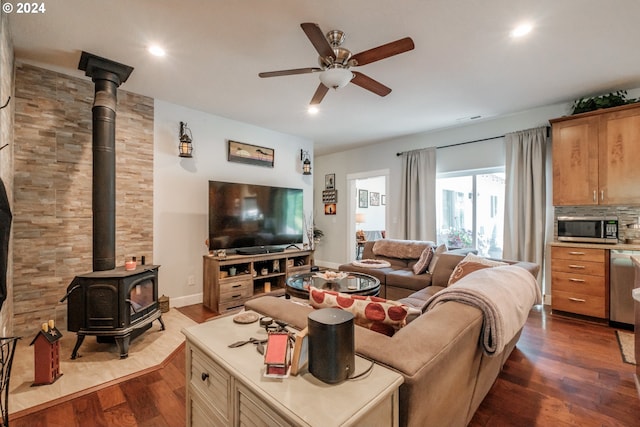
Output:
[[552, 116, 599, 205], [598, 105, 640, 204]]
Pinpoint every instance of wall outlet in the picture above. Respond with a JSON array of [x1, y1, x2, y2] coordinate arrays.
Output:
[[188, 275, 195, 286]]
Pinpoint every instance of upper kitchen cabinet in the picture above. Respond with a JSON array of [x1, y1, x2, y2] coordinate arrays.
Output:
[[551, 103, 640, 206]]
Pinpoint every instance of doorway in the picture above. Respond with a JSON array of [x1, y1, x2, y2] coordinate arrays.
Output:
[[347, 169, 389, 261]]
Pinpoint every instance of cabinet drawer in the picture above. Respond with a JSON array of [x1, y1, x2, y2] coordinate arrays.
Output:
[[236, 382, 290, 426], [551, 246, 606, 263], [219, 277, 252, 292], [551, 271, 605, 297], [189, 345, 232, 423], [189, 389, 228, 427], [552, 290, 606, 318], [551, 259, 605, 276], [220, 279, 253, 303], [219, 298, 250, 311], [220, 279, 253, 295]]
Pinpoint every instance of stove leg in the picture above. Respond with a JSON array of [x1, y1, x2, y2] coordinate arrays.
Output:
[[71, 334, 85, 360], [115, 334, 131, 359], [157, 315, 165, 331]]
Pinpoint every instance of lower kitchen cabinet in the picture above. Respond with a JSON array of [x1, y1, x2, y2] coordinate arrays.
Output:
[[551, 246, 609, 319]]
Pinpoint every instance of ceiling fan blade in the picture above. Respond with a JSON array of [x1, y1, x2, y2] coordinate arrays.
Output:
[[351, 37, 415, 66], [301, 23, 335, 59], [259, 67, 321, 78], [310, 83, 329, 105], [351, 72, 392, 97]]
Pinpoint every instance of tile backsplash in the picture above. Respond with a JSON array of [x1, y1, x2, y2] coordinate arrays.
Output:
[[554, 206, 640, 243]]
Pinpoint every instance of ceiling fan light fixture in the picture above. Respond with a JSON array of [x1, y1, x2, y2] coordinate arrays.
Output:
[[319, 68, 353, 89]]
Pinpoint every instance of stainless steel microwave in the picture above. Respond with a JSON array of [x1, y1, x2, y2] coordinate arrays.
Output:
[[557, 216, 618, 244]]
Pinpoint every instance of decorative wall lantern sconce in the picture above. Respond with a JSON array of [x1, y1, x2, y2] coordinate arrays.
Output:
[[179, 121, 193, 158], [301, 149, 311, 175]]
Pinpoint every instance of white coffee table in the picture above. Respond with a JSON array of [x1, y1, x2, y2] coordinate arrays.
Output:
[[182, 312, 403, 427]]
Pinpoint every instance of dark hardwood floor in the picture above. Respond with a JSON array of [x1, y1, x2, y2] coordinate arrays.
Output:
[[11, 304, 640, 426]]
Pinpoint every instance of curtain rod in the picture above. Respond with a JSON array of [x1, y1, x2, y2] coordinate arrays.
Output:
[[395, 126, 550, 157]]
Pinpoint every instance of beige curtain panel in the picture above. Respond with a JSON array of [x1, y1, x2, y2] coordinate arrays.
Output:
[[503, 126, 548, 281], [400, 147, 436, 241]]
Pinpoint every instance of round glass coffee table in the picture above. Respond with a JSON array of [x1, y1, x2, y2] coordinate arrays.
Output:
[[285, 271, 380, 299]]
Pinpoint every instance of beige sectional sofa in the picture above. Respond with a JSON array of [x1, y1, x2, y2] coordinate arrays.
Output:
[[338, 239, 472, 300], [246, 251, 539, 427]]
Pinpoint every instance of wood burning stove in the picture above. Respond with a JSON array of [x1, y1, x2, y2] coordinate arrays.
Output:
[[63, 265, 164, 359], [61, 52, 163, 359]]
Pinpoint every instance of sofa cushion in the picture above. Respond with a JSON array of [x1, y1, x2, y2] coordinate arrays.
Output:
[[412, 246, 434, 274], [430, 252, 467, 287], [397, 286, 445, 310], [375, 254, 409, 268], [373, 239, 435, 259], [386, 269, 433, 292], [308, 286, 418, 336], [427, 243, 448, 273], [448, 253, 508, 286]]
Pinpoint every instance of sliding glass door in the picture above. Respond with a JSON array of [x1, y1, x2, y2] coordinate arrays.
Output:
[[436, 169, 505, 258]]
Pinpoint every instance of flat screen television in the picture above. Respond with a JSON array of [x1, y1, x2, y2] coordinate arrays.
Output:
[[208, 181, 304, 253]]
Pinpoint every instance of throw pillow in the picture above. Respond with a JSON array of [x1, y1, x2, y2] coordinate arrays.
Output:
[[308, 286, 419, 336], [427, 243, 448, 273], [372, 239, 435, 259], [412, 246, 434, 275], [447, 253, 508, 286]]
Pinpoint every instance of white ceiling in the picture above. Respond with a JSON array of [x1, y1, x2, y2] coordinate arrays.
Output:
[[8, 0, 640, 155]]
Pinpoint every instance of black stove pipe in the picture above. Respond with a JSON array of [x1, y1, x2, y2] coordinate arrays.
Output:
[[78, 52, 133, 271], [91, 74, 117, 271]]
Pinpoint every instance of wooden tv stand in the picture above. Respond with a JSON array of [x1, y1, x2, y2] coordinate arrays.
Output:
[[202, 249, 312, 312]]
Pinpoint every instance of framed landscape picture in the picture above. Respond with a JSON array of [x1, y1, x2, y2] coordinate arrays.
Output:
[[358, 189, 368, 208], [227, 140, 274, 168]]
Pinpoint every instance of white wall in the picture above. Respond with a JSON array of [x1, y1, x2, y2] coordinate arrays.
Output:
[[153, 100, 313, 307], [313, 101, 573, 267]]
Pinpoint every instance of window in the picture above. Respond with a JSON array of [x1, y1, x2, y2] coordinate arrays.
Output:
[[436, 169, 505, 258]]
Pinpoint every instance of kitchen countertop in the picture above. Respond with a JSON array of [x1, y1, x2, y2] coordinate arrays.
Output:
[[550, 241, 640, 251]]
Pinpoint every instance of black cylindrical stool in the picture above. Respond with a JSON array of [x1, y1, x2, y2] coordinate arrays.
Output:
[[308, 308, 355, 384]]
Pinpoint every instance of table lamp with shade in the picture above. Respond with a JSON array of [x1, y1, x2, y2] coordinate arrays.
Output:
[[355, 213, 366, 241]]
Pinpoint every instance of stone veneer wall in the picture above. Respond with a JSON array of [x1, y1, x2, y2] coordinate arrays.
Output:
[[554, 206, 640, 243], [0, 2, 14, 336], [13, 62, 154, 337]]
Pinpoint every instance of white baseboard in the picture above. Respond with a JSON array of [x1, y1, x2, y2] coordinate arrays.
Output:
[[170, 292, 203, 308], [315, 260, 341, 270]]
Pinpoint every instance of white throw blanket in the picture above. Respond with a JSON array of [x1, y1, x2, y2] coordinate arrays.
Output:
[[423, 265, 541, 356]]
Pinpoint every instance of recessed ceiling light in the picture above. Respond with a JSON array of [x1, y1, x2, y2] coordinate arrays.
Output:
[[511, 23, 533, 38], [308, 106, 319, 115], [148, 45, 166, 57]]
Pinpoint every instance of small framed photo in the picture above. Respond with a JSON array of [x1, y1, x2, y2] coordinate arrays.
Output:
[[322, 189, 337, 203], [325, 173, 335, 190], [358, 189, 368, 208], [324, 203, 337, 215], [370, 192, 380, 206]]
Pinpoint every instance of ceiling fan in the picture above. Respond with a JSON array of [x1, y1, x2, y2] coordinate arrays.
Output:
[[258, 23, 415, 105]]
